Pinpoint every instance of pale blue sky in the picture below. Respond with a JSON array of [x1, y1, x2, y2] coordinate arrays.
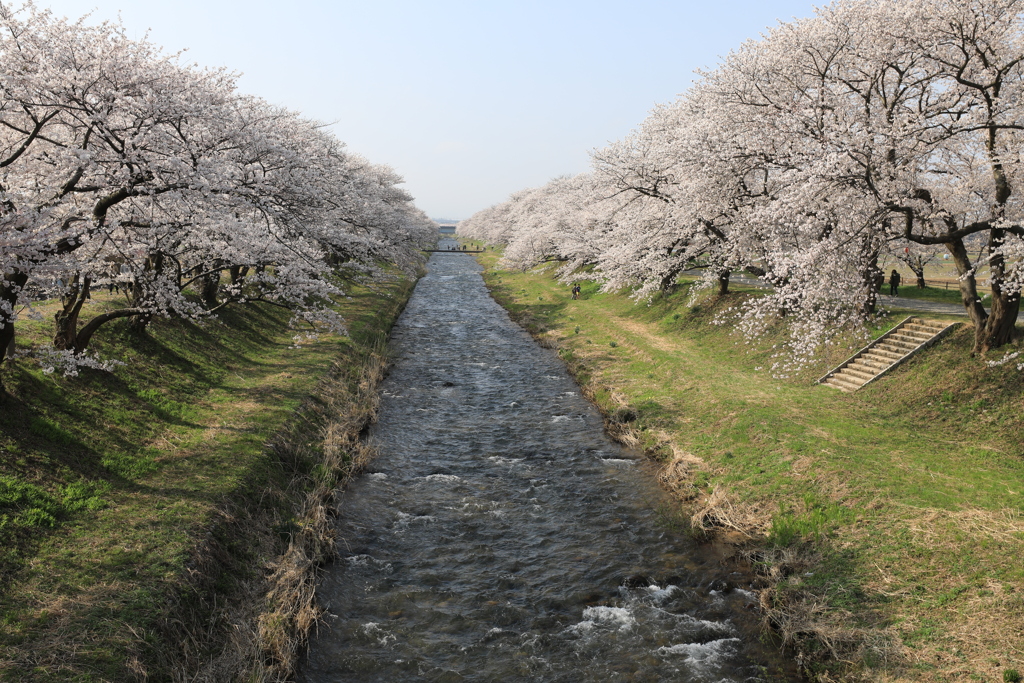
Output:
[[35, 0, 813, 219]]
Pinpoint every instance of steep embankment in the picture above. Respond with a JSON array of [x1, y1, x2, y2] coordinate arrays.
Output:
[[471, 245, 1024, 683], [0, 271, 418, 682]]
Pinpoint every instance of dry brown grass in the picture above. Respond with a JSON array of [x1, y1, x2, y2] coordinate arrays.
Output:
[[690, 485, 760, 539], [182, 349, 389, 683]]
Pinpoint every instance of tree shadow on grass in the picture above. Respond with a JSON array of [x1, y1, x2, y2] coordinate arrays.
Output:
[[0, 304, 300, 589]]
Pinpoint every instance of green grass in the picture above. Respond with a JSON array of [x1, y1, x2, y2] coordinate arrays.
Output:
[[892, 284, 966, 304], [470, 242, 1024, 682], [0, 271, 418, 681]]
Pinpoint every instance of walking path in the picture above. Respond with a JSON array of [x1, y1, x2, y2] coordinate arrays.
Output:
[[682, 270, 1019, 319], [877, 295, 968, 317], [875, 295, 1022, 320]]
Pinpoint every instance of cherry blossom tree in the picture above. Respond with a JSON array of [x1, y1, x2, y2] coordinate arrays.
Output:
[[0, 3, 434, 378], [462, 0, 1024, 362]]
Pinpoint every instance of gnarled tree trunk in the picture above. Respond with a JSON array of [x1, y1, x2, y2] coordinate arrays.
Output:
[[53, 273, 90, 350], [975, 228, 1020, 353]]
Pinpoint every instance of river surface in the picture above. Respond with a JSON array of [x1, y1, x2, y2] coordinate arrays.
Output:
[[298, 245, 794, 682]]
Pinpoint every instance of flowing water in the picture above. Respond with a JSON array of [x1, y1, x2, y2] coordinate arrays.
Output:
[[299, 245, 794, 682]]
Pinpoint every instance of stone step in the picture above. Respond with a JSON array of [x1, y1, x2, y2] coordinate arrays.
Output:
[[895, 329, 935, 341], [882, 337, 923, 351], [906, 322, 947, 334], [825, 375, 863, 392], [864, 347, 903, 362], [835, 367, 870, 383], [874, 342, 914, 356], [860, 355, 897, 371], [890, 331, 932, 344], [841, 365, 877, 382], [849, 358, 887, 373], [887, 337, 927, 350]]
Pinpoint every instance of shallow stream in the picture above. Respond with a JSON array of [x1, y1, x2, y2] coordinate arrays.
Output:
[[298, 244, 794, 682]]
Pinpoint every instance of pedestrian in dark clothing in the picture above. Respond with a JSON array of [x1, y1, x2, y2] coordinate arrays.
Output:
[[889, 269, 901, 296]]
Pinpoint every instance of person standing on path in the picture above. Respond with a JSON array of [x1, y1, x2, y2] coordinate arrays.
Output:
[[889, 269, 901, 296]]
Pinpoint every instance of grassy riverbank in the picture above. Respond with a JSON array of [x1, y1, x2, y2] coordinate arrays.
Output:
[[0, 271, 418, 681], [469, 245, 1024, 682]]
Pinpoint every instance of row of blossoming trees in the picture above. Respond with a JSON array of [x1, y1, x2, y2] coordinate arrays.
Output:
[[0, 5, 436, 377], [459, 0, 1024, 365]]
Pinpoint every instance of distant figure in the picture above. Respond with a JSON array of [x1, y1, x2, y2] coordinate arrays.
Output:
[[571, 284, 580, 300], [889, 269, 901, 296]]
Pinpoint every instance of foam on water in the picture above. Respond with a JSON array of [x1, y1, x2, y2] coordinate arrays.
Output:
[[657, 637, 741, 664], [360, 622, 397, 647], [420, 473, 462, 483], [487, 456, 527, 467], [392, 511, 436, 533], [733, 588, 757, 601], [645, 584, 680, 602], [571, 606, 637, 633]]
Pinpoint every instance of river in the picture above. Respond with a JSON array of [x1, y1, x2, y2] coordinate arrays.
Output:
[[297, 244, 794, 682]]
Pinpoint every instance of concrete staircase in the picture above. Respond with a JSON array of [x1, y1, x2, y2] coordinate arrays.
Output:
[[817, 316, 960, 392]]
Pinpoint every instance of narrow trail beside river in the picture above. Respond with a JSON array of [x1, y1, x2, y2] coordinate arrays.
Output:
[[297, 243, 796, 682]]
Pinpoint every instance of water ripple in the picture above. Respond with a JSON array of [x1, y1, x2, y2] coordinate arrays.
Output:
[[299, 244, 793, 682]]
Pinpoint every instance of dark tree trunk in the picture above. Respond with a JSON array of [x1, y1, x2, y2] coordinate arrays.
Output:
[[975, 228, 1020, 353], [53, 274, 91, 350], [201, 268, 221, 308], [979, 293, 1020, 353], [4, 329, 12, 358], [52, 271, 148, 353], [0, 271, 28, 367], [127, 252, 166, 336], [75, 308, 146, 351], [127, 311, 152, 335], [972, 124, 1019, 352], [658, 262, 687, 294], [717, 270, 730, 295], [906, 257, 926, 288], [229, 265, 249, 285], [860, 251, 882, 316], [947, 237, 990, 346]]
